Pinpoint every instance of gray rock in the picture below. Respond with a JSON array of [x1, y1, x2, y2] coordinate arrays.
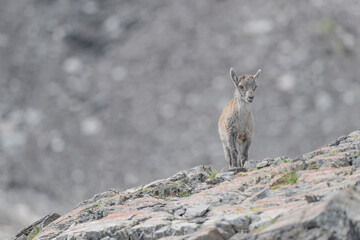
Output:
[[174, 208, 185, 216], [305, 194, 324, 203], [206, 172, 236, 185], [12, 213, 61, 240], [114, 230, 129, 239], [249, 186, 360, 240], [353, 157, 360, 168], [184, 205, 209, 218], [215, 220, 236, 239], [248, 218, 276, 232], [153, 227, 173, 239], [169, 171, 187, 182], [153, 222, 199, 238], [229, 233, 247, 240], [348, 130, 360, 138], [329, 135, 348, 146], [205, 177, 224, 185], [187, 228, 225, 240], [100, 237, 117, 240], [244, 160, 258, 170], [273, 156, 291, 165], [172, 222, 199, 235], [216, 172, 236, 180], [256, 160, 269, 169], [223, 214, 253, 232], [189, 217, 207, 224], [214, 192, 247, 204]]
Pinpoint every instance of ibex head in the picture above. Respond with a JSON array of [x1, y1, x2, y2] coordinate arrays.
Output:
[[230, 68, 261, 103]]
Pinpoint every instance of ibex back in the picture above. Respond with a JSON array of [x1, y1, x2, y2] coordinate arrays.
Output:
[[218, 68, 261, 169]]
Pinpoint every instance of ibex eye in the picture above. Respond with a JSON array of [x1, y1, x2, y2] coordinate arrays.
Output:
[[239, 85, 244, 89]]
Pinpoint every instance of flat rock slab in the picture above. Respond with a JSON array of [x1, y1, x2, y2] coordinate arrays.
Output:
[[184, 205, 210, 218]]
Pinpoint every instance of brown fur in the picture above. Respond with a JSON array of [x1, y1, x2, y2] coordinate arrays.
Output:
[[218, 68, 261, 169]]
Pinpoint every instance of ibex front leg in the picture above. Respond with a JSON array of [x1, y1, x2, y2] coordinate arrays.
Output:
[[238, 138, 251, 167], [227, 133, 239, 169]]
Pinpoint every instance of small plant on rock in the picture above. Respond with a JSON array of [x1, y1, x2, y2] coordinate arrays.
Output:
[[178, 191, 190, 198], [206, 166, 218, 179], [324, 152, 338, 157], [271, 171, 300, 190], [26, 226, 40, 240], [306, 163, 318, 170]]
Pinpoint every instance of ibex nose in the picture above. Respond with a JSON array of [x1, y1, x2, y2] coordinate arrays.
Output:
[[249, 96, 254, 99]]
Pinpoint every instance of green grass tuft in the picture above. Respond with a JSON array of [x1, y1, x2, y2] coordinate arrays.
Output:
[[141, 187, 152, 192], [271, 185, 280, 190], [278, 171, 299, 184], [206, 167, 217, 179], [324, 152, 338, 157], [26, 226, 40, 240], [307, 163, 318, 170], [250, 207, 261, 212], [271, 171, 299, 190], [178, 191, 189, 198]]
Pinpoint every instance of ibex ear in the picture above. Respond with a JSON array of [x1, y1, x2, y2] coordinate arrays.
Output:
[[253, 69, 261, 79], [230, 68, 239, 86]]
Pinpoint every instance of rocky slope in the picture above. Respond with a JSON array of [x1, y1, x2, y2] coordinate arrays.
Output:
[[12, 130, 360, 239]]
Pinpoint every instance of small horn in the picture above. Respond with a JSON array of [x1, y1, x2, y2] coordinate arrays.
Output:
[[254, 69, 261, 79]]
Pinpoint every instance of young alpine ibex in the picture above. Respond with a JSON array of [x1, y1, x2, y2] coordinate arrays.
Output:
[[218, 68, 261, 169]]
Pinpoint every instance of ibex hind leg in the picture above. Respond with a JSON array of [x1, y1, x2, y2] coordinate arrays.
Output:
[[221, 142, 232, 168]]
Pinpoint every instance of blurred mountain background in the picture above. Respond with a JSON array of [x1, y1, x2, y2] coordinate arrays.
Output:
[[0, 0, 359, 238]]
